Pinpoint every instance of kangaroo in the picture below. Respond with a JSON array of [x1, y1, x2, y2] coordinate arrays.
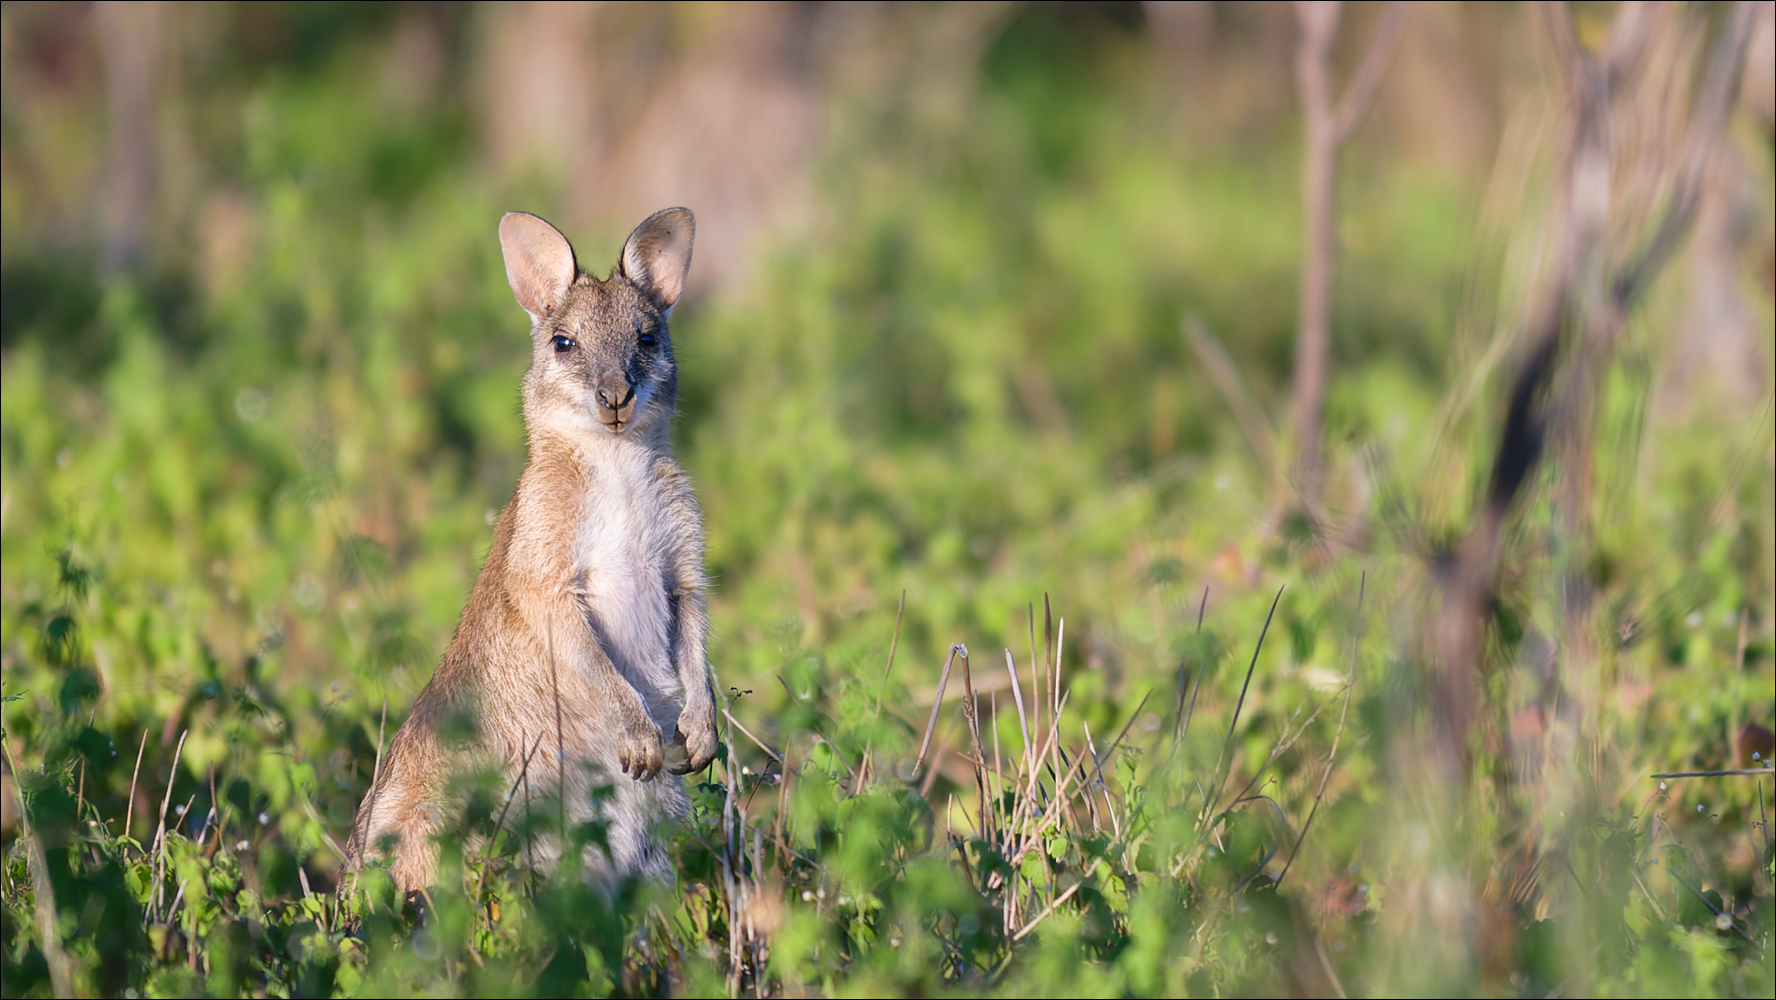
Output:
[[346, 208, 719, 890]]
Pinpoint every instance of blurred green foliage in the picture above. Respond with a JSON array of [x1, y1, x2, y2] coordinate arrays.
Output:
[[2, 2, 1772, 996]]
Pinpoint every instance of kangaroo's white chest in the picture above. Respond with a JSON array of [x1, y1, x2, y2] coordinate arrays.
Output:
[[572, 443, 676, 718]]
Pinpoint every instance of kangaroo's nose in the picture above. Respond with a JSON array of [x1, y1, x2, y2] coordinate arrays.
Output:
[[596, 372, 635, 413]]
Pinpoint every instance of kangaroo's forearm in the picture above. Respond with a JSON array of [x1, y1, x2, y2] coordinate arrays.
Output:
[[671, 587, 713, 702]]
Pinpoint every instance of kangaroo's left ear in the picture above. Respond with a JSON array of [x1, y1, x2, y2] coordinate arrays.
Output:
[[619, 208, 695, 313]]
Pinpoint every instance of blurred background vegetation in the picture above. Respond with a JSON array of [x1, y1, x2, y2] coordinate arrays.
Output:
[[1, 2, 1772, 996]]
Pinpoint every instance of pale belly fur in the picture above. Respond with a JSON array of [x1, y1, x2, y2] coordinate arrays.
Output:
[[573, 443, 684, 732]]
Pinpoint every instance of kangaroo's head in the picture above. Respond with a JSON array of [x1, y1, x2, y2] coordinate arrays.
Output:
[[499, 208, 695, 439]]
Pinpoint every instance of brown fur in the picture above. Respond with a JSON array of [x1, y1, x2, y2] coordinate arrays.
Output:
[[346, 209, 718, 890]]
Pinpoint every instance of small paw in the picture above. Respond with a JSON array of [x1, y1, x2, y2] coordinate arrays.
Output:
[[667, 698, 720, 775], [616, 721, 664, 781]]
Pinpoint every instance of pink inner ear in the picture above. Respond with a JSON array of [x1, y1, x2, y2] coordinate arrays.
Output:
[[500, 213, 576, 319], [621, 208, 695, 310]]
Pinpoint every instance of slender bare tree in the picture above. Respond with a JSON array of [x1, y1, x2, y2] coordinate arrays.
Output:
[[1290, 1, 1409, 494]]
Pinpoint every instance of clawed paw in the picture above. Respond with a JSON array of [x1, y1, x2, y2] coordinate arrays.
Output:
[[616, 725, 664, 781], [666, 700, 720, 775]]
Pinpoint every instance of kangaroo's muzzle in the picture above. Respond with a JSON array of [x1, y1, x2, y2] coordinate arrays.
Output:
[[595, 371, 637, 430]]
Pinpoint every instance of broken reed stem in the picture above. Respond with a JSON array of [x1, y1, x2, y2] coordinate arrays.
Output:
[[1280, 570, 1365, 884], [1044, 618, 1058, 813], [990, 691, 1004, 838], [1004, 647, 1034, 785], [1029, 604, 1042, 801], [913, 644, 963, 777]]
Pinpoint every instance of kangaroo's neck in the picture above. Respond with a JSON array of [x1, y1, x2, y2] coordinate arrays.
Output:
[[527, 422, 672, 474]]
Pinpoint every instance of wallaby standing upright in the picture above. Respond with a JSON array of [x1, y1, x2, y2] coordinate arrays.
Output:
[[346, 208, 720, 890]]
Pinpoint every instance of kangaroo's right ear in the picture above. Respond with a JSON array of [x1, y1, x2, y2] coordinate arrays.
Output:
[[499, 212, 578, 323]]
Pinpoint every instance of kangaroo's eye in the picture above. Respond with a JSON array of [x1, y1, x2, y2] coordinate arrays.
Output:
[[639, 332, 658, 347], [551, 334, 577, 353]]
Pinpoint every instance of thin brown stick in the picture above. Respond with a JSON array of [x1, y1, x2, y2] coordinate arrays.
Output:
[[957, 648, 989, 840], [914, 644, 963, 777], [124, 728, 148, 842], [722, 708, 787, 767], [1314, 934, 1351, 999], [1011, 879, 1084, 942], [1184, 315, 1276, 471], [1650, 768, 1775, 779]]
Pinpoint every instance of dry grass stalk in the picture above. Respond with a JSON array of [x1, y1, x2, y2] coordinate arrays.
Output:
[[123, 727, 148, 841], [151, 729, 189, 920]]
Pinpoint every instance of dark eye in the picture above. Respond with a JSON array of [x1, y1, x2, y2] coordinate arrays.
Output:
[[639, 332, 658, 348], [551, 334, 577, 353]]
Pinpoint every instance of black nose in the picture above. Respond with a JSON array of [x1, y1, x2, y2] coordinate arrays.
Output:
[[596, 373, 634, 412]]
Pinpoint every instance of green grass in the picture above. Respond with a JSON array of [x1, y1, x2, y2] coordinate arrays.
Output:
[[3, 3, 1773, 996]]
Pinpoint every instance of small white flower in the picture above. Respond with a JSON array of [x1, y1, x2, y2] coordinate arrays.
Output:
[[258, 812, 270, 825]]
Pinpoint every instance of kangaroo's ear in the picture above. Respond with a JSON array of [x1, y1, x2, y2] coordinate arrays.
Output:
[[499, 212, 578, 323], [619, 208, 695, 312]]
